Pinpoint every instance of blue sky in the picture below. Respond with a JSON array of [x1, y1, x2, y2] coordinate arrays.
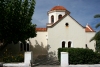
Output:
[[32, 0, 100, 31]]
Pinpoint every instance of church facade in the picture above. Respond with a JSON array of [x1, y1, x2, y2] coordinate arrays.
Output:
[[30, 6, 96, 57], [2, 6, 96, 59]]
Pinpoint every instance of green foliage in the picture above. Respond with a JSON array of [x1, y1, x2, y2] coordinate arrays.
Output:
[[0, 0, 36, 50], [95, 40, 100, 52], [58, 48, 100, 64], [95, 23, 100, 28], [90, 31, 100, 42], [0, 50, 24, 63], [94, 14, 100, 18], [2, 54, 24, 63], [90, 14, 100, 52]]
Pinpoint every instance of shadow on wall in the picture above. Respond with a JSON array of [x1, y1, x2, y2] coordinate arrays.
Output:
[[30, 40, 47, 60], [30, 40, 57, 61]]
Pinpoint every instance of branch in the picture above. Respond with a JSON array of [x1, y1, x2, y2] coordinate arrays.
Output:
[[94, 14, 100, 18], [96, 23, 100, 28]]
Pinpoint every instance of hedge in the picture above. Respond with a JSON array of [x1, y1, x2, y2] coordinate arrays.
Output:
[[2, 54, 24, 63], [58, 48, 100, 64], [0, 51, 24, 63]]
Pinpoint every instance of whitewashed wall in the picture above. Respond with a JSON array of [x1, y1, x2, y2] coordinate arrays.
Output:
[[29, 31, 48, 59], [85, 32, 96, 51], [29, 32, 47, 47], [48, 11, 65, 23], [47, 15, 95, 57]]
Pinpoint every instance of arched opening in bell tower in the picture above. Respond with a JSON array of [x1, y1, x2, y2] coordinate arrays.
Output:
[[51, 15, 54, 23], [58, 14, 62, 20]]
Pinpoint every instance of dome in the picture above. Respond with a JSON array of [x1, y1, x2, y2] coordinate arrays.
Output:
[[50, 6, 67, 11]]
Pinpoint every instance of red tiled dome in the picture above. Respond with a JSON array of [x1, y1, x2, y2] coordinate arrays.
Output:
[[50, 6, 67, 11]]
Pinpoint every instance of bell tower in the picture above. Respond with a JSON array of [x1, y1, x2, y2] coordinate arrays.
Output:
[[47, 6, 70, 26]]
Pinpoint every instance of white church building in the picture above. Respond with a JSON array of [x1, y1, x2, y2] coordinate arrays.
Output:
[[29, 5, 96, 56], [2, 6, 96, 59]]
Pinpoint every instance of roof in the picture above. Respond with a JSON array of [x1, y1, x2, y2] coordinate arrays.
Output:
[[47, 14, 85, 28], [50, 6, 67, 11], [36, 26, 95, 32], [85, 25, 95, 32], [48, 6, 70, 15], [36, 28, 47, 32], [47, 13, 95, 32]]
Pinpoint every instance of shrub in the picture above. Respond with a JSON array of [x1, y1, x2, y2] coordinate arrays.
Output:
[[2, 54, 24, 63], [58, 48, 100, 64], [0, 50, 24, 63]]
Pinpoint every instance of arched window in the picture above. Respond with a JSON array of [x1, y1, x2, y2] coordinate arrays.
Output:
[[68, 41, 71, 48], [20, 43, 23, 51], [20, 42, 29, 51], [58, 14, 62, 20], [62, 41, 65, 48], [24, 43, 26, 51], [27, 43, 29, 51], [51, 15, 54, 23]]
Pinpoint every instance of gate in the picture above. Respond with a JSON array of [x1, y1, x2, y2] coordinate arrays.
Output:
[[33, 54, 60, 65]]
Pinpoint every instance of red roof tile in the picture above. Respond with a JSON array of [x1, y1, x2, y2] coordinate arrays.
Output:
[[36, 28, 47, 32], [50, 6, 67, 11], [85, 25, 95, 32]]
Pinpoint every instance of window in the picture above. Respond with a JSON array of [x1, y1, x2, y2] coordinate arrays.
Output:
[[20, 43, 23, 51], [51, 15, 54, 23], [62, 41, 65, 48], [24, 43, 26, 51], [27, 43, 29, 51], [68, 41, 71, 48], [65, 23, 69, 26], [20, 42, 29, 51], [58, 14, 62, 20]]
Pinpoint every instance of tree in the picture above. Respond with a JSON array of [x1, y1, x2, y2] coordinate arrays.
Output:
[[90, 14, 100, 52], [94, 14, 100, 28], [0, 0, 36, 50]]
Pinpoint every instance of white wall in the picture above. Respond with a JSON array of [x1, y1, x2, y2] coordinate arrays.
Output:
[[85, 32, 96, 51], [29, 32, 48, 47], [48, 11, 65, 23], [29, 31, 48, 59], [61, 52, 69, 66], [47, 15, 95, 57]]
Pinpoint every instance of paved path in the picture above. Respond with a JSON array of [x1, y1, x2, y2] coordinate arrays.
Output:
[[34, 64, 100, 67]]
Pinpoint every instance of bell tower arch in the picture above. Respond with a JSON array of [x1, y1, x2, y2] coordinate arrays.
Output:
[[47, 6, 70, 26]]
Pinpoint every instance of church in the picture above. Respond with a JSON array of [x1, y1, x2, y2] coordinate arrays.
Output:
[[2, 6, 96, 59], [29, 5, 96, 57]]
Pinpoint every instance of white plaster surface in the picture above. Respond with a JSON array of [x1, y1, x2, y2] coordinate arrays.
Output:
[[48, 14, 96, 57], [48, 11, 65, 23], [3, 63, 26, 67], [29, 32, 47, 47], [61, 52, 69, 67], [24, 51, 33, 66]]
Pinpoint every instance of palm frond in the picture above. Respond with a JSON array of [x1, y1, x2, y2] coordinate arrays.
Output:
[[90, 31, 100, 42], [90, 36, 95, 42], [94, 14, 100, 18], [96, 23, 100, 28]]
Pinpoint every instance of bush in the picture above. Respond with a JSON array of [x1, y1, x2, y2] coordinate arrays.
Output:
[[3, 54, 24, 63], [58, 48, 100, 64], [0, 50, 24, 63]]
